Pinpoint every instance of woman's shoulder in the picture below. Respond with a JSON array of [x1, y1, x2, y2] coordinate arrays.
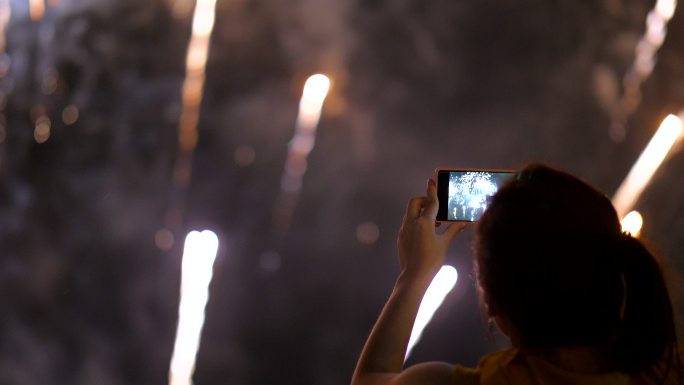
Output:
[[451, 349, 518, 385], [452, 347, 684, 385], [453, 348, 637, 385]]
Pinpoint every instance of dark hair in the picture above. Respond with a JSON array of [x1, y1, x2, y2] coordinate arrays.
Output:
[[475, 164, 678, 377]]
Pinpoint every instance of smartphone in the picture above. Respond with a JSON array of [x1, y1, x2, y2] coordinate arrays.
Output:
[[435, 169, 514, 222]]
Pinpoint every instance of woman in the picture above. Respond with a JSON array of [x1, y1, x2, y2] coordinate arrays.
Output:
[[352, 164, 680, 385]]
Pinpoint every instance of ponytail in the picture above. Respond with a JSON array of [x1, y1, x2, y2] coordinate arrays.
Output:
[[613, 234, 679, 379]]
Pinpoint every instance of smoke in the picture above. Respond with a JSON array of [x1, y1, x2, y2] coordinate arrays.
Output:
[[1, 1, 186, 383], [1, 1, 683, 384]]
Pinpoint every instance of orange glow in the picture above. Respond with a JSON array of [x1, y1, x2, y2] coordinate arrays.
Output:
[[621, 211, 643, 237], [612, 114, 682, 217], [29, 0, 46, 21], [186, 39, 210, 74], [172, 0, 217, 185]]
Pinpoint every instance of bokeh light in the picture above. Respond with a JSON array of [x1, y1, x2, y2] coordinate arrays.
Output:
[[62, 104, 79, 125], [234, 145, 256, 167], [356, 222, 380, 245], [41, 68, 58, 95], [33, 116, 51, 143], [155, 228, 175, 251]]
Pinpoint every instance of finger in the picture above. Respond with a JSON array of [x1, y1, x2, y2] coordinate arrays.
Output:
[[405, 197, 427, 220], [422, 178, 439, 219], [442, 222, 468, 241]]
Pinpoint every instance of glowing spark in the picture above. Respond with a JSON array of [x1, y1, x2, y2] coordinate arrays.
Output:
[[612, 114, 683, 218], [191, 0, 217, 38], [29, 0, 45, 21], [297, 74, 331, 130], [621, 211, 644, 237], [169, 230, 219, 385], [405, 265, 458, 361], [655, 0, 677, 20], [273, 74, 331, 235]]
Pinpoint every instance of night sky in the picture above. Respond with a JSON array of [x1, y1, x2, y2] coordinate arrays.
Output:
[[1, 1, 684, 384]]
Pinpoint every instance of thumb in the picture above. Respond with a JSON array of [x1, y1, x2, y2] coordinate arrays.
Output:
[[423, 178, 439, 219]]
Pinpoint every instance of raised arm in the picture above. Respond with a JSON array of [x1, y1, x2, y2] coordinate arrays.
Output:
[[351, 179, 467, 385]]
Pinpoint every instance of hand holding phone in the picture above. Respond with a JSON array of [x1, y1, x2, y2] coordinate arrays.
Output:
[[435, 169, 514, 222]]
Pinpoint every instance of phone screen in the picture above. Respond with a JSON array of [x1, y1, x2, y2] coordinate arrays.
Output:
[[436, 170, 513, 222]]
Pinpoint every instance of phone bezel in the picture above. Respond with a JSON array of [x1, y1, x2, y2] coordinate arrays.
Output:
[[434, 168, 515, 222]]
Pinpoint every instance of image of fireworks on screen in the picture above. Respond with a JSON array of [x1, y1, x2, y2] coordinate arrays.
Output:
[[448, 172, 510, 221]]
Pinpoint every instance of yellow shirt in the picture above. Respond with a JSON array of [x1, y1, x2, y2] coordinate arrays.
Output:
[[453, 348, 679, 385]]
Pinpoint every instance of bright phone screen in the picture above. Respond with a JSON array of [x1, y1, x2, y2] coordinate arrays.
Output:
[[444, 171, 513, 221]]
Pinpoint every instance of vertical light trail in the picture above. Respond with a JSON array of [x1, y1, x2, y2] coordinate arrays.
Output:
[[158, 0, 217, 250], [630, 0, 677, 80], [405, 265, 458, 361], [167, 1, 219, 382], [169, 230, 219, 385], [621, 210, 643, 237], [273, 74, 330, 235], [177, 0, 217, 168], [612, 114, 683, 218], [613, 0, 677, 138]]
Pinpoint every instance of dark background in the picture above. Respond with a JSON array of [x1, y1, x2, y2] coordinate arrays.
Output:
[[1, 0, 684, 384]]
